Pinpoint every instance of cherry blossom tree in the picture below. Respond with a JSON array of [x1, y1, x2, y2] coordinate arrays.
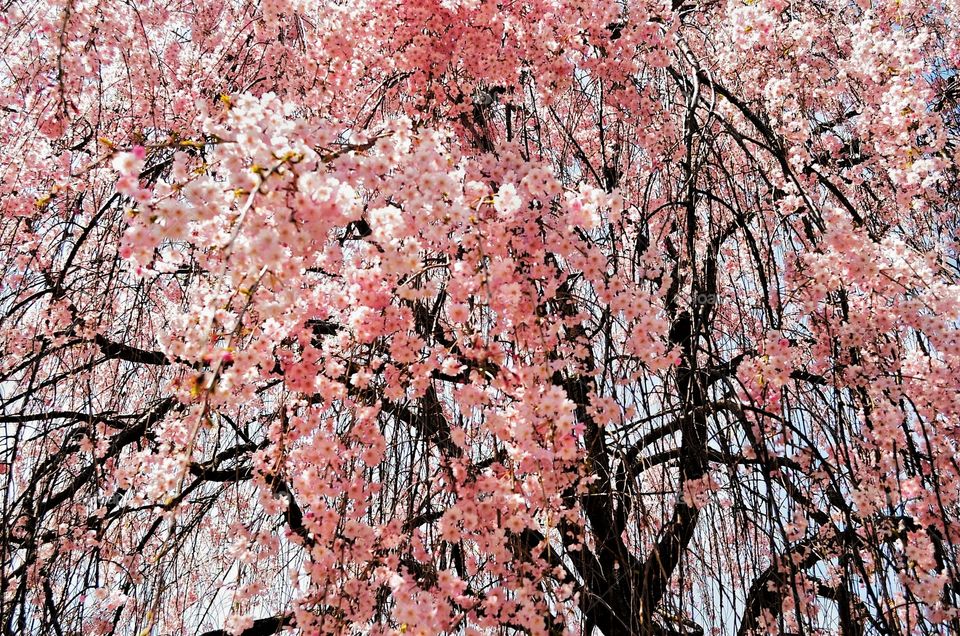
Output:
[[2, 0, 960, 634]]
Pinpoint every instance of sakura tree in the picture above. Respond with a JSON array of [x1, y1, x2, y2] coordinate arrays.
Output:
[[2, 0, 960, 634]]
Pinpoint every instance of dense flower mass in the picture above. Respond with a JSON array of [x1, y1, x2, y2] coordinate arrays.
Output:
[[2, 0, 960, 634]]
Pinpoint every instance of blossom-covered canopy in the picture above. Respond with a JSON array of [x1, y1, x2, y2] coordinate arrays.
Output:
[[2, 0, 960, 634]]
